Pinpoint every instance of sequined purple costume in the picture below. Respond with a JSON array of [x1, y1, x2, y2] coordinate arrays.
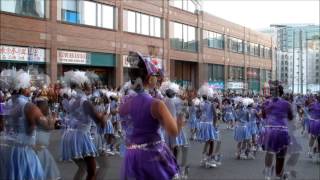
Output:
[[308, 102, 320, 136], [261, 98, 291, 153], [120, 92, 179, 180]]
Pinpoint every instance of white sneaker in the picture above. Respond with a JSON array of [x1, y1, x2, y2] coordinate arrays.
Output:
[[240, 153, 247, 160], [314, 153, 320, 163], [307, 151, 314, 159], [205, 161, 217, 168], [263, 167, 272, 180], [247, 153, 255, 160], [106, 151, 115, 156], [214, 155, 222, 166]]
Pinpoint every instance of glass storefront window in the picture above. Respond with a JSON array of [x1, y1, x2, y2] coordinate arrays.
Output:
[[170, 22, 197, 52], [1, 0, 46, 18], [228, 66, 244, 81], [59, 0, 115, 29], [123, 10, 162, 38], [208, 64, 224, 81]]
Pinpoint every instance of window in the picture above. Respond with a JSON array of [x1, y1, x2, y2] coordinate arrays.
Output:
[[127, 11, 136, 33], [141, 14, 150, 35], [60, 0, 115, 29], [260, 45, 265, 58], [170, 22, 197, 52], [244, 41, 250, 54], [171, 0, 198, 13], [229, 37, 243, 53], [228, 66, 244, 81], [205, 30, 224, 49], [124, 10, 162, 38], [81, 1, 96, 26], [250, 43, 255, 56], [208, 64, 224, 81], [254, 44, 259, 56], [1, 0, 46, 18]]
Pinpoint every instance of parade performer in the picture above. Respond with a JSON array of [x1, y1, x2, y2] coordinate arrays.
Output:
[[0, 69, 59, 180], [34, 91, 61, 180], [60, 70, 106, 180], [247, 99, 259, 154], [234, 98, 252, 160], [161, 81, 189, 179], [211, 95, 223, 166], [189, 97, 200, 140], [306, 95, 320, 162], [119, 51, 180, 180], [261, 81, 293, 180], [197, 84, 218, 168], [222, 98, 236, 129], [91, 92, 111, 180], [87, 72, 113, 180], [284, 100, 303, 179]]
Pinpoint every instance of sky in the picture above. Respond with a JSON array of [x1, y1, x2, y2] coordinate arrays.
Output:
[[202, 0, 320, 30]]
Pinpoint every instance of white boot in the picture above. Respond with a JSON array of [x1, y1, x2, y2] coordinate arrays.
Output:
[[263, 166, 273, 180]]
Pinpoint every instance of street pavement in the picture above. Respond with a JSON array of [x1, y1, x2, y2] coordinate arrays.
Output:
[[49, 125, 320, 180]]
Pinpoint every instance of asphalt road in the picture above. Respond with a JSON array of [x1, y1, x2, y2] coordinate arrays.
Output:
[[48, 125, 320, 180]]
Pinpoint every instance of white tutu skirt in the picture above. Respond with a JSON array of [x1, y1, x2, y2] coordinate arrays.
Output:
[[234, 124, 251, 142], [36, 148, 60, 180], [92, 133, 106, 153], [196, 122, 217, 142], [248, 121, 258, 136], [103, 120, 114, 135], [61, 130, 98, 161], [165, 127, 189, 147], [189, 115, 198, 129], [4, 145, 44, 180]]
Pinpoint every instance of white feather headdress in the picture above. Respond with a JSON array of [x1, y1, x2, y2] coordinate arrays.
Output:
[[85, 71, 100, 85], [233, 96, 243, 104], [13, 70, 31, 90], [63, 70, 90, 87], [192, 97, 201, 106], [242, 98, 254, 107], [0, 69, 16, 90], [60, 87, 72, 97], [198, 84, 214, 98], [160, 81, 180, 95]]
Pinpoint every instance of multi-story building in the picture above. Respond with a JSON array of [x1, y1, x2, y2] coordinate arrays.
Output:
[[274, 24, 320, 93], [0, 0, 272, 93]]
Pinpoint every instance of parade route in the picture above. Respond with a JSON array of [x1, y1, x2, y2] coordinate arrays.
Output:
[[49, 125, 320, 180]]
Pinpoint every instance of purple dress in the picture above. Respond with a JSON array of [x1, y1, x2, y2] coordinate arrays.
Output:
[[119, 92, 179, 180], [308, 102, 320, 136], [261, 97, 291, 153]]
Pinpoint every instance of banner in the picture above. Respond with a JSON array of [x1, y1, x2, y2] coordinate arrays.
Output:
[[226, 82, 244, 89], [208, 81, 224, 90], [58, 50, 88, 64], [0, 45, 45, 62]]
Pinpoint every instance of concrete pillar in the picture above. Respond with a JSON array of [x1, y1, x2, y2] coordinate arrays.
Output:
[[49, 0, 58, 82], [115, 0, 123, 87]]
